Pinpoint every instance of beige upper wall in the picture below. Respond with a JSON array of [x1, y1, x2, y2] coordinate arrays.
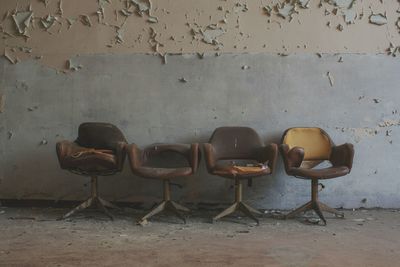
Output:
[[1, 0, 399, 69]]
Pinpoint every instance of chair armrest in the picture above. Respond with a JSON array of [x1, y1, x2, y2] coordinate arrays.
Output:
[[190, 143, 200, 173], [330, 143, 354, 170], [262, 143, 278, 173], [115, 142, 127, 171], [56, 140, 78, 169], [203, 143, 217, 172], [280, 144, 304, 170], [126, 143, 144, 171]]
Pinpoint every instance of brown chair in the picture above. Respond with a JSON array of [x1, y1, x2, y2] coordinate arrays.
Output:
[[280, 127, 354, 225], [56, 122, 127, 219], [126, 143, 200, 225], [204, 127, 278, 224]]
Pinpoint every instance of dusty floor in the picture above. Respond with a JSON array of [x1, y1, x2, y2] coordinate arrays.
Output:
[[0, 206, 399, 267]]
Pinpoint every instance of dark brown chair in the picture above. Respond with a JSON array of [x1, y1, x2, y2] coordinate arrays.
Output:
[[127, 143, 200, 225], [204, 127, 278, 224], [280, 127, 354, 225], [56, 122, 127, 219]]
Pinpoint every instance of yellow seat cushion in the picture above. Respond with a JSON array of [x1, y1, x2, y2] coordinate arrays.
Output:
[[283, 128, 332, 160]]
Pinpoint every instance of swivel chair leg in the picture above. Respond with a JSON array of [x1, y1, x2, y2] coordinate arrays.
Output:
[[285, 179, 344, 225], [213, 178, 262, 225], [61, 176, 118, 220], [138, 179, 190, 225]]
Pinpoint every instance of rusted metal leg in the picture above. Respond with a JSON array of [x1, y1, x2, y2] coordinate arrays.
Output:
[[319, 202, 344, 218], [166, 201, 186, 224], [62, 197, 93, 219], [238, 202, 259, 225], [312, 202, 327, 225], [213, 203, 238, 222], [96, 198, 114, 220], [61, 176, 116, 220], [285, 201, 313, 219], [138, 201, 166, 225], [241, 202, 262, 215], [171, 201, 190, 212], [98, 197, 120, 210]]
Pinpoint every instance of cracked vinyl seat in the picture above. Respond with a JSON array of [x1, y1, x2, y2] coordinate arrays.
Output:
[[127, 143, 200, 225], [204, 127, 278, 224], [280, 127, 354, 225], [56, 122, 127, 220]]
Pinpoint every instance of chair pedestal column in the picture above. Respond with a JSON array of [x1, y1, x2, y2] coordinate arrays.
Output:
[[285, 179, 344, 225], [212, 178, 262, 225], [137, 179, 190, 226], [61, 176, 119, 220]]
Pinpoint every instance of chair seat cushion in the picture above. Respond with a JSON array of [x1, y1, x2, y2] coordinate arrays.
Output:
[[212, 163, 271, 179], [133, 167, 193, 179], [62, 145, 118, 174], [289, 166, 350, 179]]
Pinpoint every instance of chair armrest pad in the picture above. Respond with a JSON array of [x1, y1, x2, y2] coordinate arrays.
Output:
[[203, 143, 217, 172], [280, 144, 304, 169], [330, 143, 354, 170], [126, 143, 143, 170], [262, 143, 278, 173], [190, 143, 200, 173], [115, 142, 127, 171]]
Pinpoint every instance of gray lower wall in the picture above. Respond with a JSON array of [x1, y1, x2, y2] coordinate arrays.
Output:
[[1, 53, 399, 209]]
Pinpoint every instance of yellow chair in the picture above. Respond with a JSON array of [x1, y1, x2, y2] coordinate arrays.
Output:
[[280, 127, 354, 225]]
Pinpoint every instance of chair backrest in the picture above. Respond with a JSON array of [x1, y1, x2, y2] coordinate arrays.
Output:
[[282, 127, 332, 161], [209, 127, 264, 160], [76, 122, 127, 150]]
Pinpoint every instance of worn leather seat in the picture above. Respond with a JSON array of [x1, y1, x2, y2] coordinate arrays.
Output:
[[127, 143, 200, 225], [204, 127, 278, 224], [280, 127, 354, 225], [56, 122, 127, 219]]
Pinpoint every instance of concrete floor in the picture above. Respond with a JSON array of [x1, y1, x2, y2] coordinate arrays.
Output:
[[0, 206, 400, 267]]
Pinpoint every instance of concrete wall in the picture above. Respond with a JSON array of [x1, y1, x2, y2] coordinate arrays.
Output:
[[1, 0, 400, 208], [1, 53, 400, 209]]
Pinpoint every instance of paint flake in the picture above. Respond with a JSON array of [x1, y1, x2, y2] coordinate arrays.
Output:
[[328, 0, 355, 9], [147, 16, 158, 23], [12, 11, 33, 35], [369, 13, 387, 25], [41, 15, 56, 30], [277, 3, 295, 19], [66, 18, 76, 29], [297, 0, 311, 8], [4, 49, 16, 64], [343, 9, 357, 24], [80, 15, 92, 27], [67, 59, 83, 71], [201, 26, 225, 45], [130, 0, 151, 16]]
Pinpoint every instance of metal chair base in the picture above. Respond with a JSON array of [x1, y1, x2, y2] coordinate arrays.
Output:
[[285, 179, 344, 225], [138, 180, 189, 225], [61, 176, 118, 220], [212, 178, 262, 225]]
